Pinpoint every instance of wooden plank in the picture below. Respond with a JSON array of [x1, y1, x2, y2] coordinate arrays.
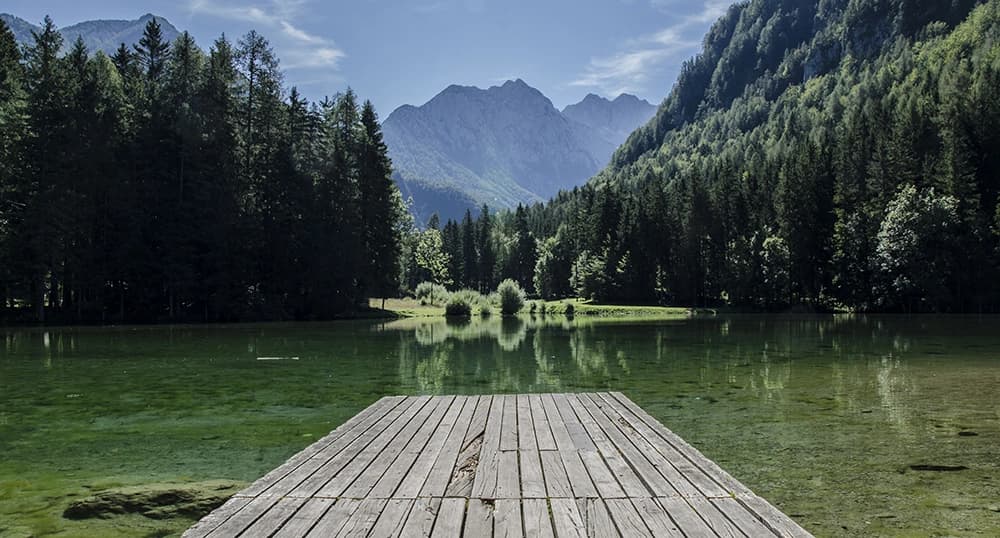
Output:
[[418, 395, 478, 497], [604, 499, 654, 538], [471, 396, 504, 499], [657, 497, 718, 536], [566, 394, 647, 498], [494, 499, 523, 538], [204, 494, 277, 537], [631, 498, 685, 537], [463, 499, 494, 537], [399, 497, 441, 538], [463, 395, 493, 448], [552, 393, 596, 451], [738, 495, 812, 538], [271, 498, 335, 538], [539, 450, 572, 498], [431, 498, 466, 538], [560, 450, 599, 498], [341, 396, 446, 498], [576, 393, 677, 497], [239, 396, 404, 498], [398, 395, 469, 498], [585, 498, 620, 537], [304, 498, 361, 537], [365, 499, 414, 538], [549, 498, 586, 538], [529, 394, 557, 451], [516, 394, 537, 451], [685, 497, 750, 538], [588, 394, 701, 498], [519, 449, 546, 498], [540, 394, 575, 450], [522, 499, 555, 538], [182, 496, 252, 538], [708, 497, 776, 537], [368, 396, 456, 498], [597, 392, 728, 498], [607, 392, 753, 496], [289, 396, 427, 497], [334, 498, 387, 537], [500, 394, 519, 452], [579, 449, 626, 498], [497, 450, 521, 499], [238, 497, 307, 538], [312, 396, 432, 498]]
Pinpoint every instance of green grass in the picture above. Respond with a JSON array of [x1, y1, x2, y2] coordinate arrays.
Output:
[[372, 297, 690, 320]]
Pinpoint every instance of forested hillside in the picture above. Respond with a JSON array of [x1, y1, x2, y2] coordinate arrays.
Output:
[[461, 0, 997, 312], [0, 17, 405, 322]]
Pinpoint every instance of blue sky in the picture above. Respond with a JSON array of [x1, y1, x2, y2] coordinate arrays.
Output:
[[4, 0, 731, 115]]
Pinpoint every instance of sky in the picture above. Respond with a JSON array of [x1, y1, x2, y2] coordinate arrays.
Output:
[[3, 0, 732, 116]]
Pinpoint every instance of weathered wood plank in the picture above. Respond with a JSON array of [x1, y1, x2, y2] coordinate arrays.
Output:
[[519, 449, 546, 498], [631, 497, 685, 537], [552, 393, 597, 451], [540, 394, 575, 450], [500, 394, 519, 452], [738, 495, 813, 538], [182, 496, 252, 538], [399, 497, 441, 538], [238, 497, 307, 538], [204, 494, 277, 537], [522, 499, 555, 538], [313, 396, 433, 498], [305, 498, 360, 537], [365, 498, 414, 538], [289, 396, 427, 498], [579, 449, 626, 499], [341, 396, 447, 498], [604, 498, 654, 538], [516, 394, 537, 451], [585, 498, 621, 538], [368, 395, 456, 498], [657, 496, 717, 537], [687, 497, 752, 538], [539, 449, 572, 498], [271, 498, 334, 538], [550, 498, 586, 538], [708, 497, 777, 537], [334, 498, 386, 537], [497, 450, 521, 499], [607, 392, 753, 497], [464, 498, 494, 537], [430, 498, 466, 537], [494, 498, 523, 538], [418, 395, 478, 497], [238, 397, 403, 498], [567, 394, 647, 498], [529, 394, 557, 451]]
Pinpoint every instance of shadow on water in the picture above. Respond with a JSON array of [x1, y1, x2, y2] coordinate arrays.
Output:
[[1, 314, 999, 536]]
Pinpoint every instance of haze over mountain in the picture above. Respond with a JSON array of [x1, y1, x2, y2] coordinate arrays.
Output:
[[1, 13, 179, 55], [382, 79, 654, 222]]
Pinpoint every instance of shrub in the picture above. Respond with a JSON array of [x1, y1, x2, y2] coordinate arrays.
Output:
[[445, 295, 473, 317], [414, 281, 449, 306], [497, 279, 526, 316], [479, 302, 493, 317], [564, 302, 575, 317]]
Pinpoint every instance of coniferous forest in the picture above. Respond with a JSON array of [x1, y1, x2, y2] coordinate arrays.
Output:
[[3, 0, 1000, 322], [431, 0, 1000, 313], [0, 18, 405, 322]]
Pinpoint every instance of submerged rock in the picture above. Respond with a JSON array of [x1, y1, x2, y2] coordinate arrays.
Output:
[[64, 480, 245, 520], [908, 464, 969, 472]]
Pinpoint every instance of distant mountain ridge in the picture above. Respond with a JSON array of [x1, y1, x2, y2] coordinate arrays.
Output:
[[1, 13, 180, 55], [383, 79, 655, 222]]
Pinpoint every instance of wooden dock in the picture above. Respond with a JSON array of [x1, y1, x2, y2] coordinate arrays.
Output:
[[185, 392, 812, 537]]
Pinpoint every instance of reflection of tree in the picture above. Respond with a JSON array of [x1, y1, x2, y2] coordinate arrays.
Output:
[[497, 318, 527, 351]]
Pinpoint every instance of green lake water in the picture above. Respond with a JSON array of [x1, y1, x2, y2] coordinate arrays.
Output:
[[1, 315, 998, 537]]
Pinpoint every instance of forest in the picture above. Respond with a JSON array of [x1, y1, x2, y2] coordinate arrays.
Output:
[[426, 0, 1000, 313], [3, 0, 999, 321], [0, 18, 404, 322]]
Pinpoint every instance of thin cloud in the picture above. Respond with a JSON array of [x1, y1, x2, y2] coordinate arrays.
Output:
[[188, 0, 346, 71], [571, 0, 730, 95]]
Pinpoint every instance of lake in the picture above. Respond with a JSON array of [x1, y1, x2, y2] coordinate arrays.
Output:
[[1, 315, 998, 537]]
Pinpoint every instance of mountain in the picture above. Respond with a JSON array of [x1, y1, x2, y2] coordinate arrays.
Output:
[[528, 0, 997, 313], [382, 79, 654, 222], [0, 13, 180, 55]]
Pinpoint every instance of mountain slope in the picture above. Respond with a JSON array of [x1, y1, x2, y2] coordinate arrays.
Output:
[[383, 79, 654, 222], [1, 13, 180, 55], [528, 0, 997, 314]]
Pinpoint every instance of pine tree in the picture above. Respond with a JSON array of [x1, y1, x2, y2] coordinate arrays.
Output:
[[358, 100, 402, 305]]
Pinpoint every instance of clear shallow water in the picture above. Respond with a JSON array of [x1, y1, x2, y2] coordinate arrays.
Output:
[[1, 315, 998, 537]]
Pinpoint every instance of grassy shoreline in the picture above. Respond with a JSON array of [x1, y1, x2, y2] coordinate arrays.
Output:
[[368, 297, 691, 319]]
